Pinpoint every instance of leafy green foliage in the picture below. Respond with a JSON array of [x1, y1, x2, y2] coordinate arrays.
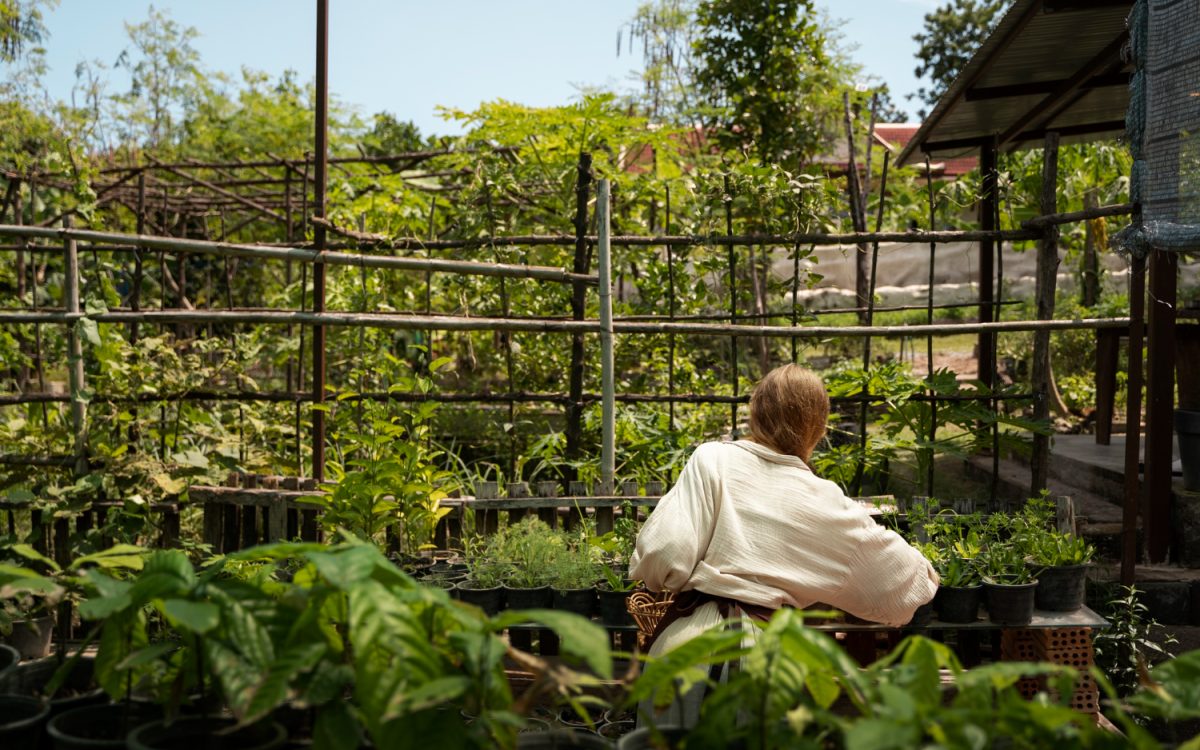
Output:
[[910, 0, 1007, 115], [693, 0, 842, 165]]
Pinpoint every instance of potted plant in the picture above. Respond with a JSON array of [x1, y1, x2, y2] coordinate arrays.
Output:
[[1029, 530, 1094, 612], [494, 519, 558, 610], [0, 588, 56, 661], [457, 556, 506, 615], [932, 554, 982, 624], [979, 546, 1038, 626], [596, 566, 638, 627], [549, 553, 600, 618]]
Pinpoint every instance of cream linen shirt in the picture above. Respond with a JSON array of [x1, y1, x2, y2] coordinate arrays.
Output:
[[629, 439, 938, 628]]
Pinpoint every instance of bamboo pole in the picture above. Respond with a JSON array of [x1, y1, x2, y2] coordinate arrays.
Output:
[[313, 0, 329, 483], [63, 218, 87, 476], [725, 174, 738, 434], [565, 153, 592, 475], [0, 226, 596, 285], [598, 180, 615, 492], [0, 388, 1041, 405], [0, 224, 1044, 253], [1030, 132, 1060, 495], [1022, 201, 1134, 228], [855, 152, 891, 496], [295, 228, 1044, 250], [0, 309, 1132, 338], [924, 156, 938, 497]]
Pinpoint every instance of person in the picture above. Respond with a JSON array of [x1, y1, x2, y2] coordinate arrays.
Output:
[[628, 364, 938, 725]]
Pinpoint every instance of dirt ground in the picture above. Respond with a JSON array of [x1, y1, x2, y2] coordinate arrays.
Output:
[[905, 348, 979, 380]]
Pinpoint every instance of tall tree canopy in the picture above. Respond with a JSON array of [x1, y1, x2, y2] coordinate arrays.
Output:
[[911, 0, 1008, 116], [693, 0, 842, 165]]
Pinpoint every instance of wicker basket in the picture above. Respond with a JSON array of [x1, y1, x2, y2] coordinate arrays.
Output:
[[626, 591, 674, 650]]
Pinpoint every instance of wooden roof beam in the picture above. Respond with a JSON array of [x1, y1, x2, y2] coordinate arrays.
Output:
[[966, 71, 1129, 101], [997, 32, 1128, 147]]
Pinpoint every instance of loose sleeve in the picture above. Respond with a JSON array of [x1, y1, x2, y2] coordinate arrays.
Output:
[[825, 513, 940, 627], [628, 445, 717, 593]]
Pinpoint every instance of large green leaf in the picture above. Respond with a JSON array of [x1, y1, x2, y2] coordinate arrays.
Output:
[[492, 608, 613, 679], [162, 599, 219, 634], [312, 701, 363, 750], [78, 570, 133, 619], [74, 544, 147, 571], [8, 543, 61, 572]]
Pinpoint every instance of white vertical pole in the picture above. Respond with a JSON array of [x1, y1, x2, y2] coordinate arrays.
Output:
[[63, 216, 87, 477], [597, 180, 615, 488]]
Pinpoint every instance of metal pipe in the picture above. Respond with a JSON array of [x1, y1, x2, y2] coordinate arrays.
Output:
[[598, 180, 615, 489]]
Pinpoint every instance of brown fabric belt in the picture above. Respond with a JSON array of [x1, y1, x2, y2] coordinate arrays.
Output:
[[649, 589, 778, 646]]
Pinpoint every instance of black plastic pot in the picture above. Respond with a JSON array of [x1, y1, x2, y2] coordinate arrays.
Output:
[[4, 615, 53, 660], [425, 576, 463, 598], [127, 716, 287, 750], [596, 590, 634, 627], [984, 579, 1038, 626], [455, 583, 504, 615], [558, 705, 607, 729], [617, 726, 688, 750], [1034, 564, 1088, 612], [428, 562, 469, 577], [519, 717, 554, 734], [0, 694, 50, 747], [516, 729, 611, 749], [933, 585, 983, 624], [46, 702, 159, 749], [551, 587, 596, 618], [504, 585, 552, 610], [906, 601, 935, 626], [1176, 409, 1200, 491], [599, 721, 635, 741], [20, 654, 106, 720], [0, 644, 19, 693]]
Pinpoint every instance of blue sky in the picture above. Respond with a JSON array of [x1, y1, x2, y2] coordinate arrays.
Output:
[[37, 1, 939, 135]]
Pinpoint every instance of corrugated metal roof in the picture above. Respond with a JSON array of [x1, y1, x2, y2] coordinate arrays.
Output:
[[897, 0, 1133, 166]]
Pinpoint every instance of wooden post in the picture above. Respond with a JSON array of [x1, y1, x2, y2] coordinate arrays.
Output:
[[1081, 190, 1100, 307], [978, 140, 999, 389], [1121, 254, 1144, 587], [1055, 495, 1077, 535], [1144, 248, 1177, 563], [567, 481, 589, 531], [842, 92, 869, 324], [535, 480, 558, 530], [475, 481, 499, 536], [565, 154, 592, 475], [1030, 132, 1060, 496], [1094, 328, 1120, 445], [507, 482, 530, 524], [312, 0, 329, 483]]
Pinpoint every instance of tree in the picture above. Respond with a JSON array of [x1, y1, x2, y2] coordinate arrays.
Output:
[[692, 0, 845, 166], [361, 113, 425, 158], [621, 0, 699, 125], [113, 6, 202, 148], [0, 0, 52, 63], [911, 0, 1008, 117]]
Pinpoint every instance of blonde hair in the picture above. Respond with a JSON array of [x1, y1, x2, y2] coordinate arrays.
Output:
[[748, 364, 830, 462]]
